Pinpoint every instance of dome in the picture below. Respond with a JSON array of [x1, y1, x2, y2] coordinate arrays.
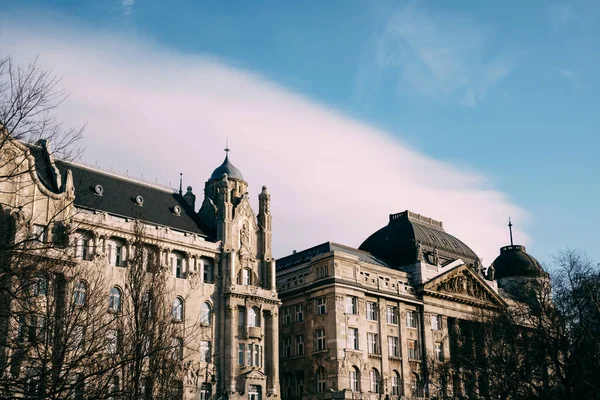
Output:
[[492, 245, 546, 279], [210, 154, 244, 181], [359, 210, 479, 267]]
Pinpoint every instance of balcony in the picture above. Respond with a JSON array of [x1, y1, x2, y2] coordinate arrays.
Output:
[[239, 326, 263, 340]]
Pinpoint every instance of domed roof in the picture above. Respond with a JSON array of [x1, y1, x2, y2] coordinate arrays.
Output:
[[359, 211, 479, 267], [492, 245, 546, 279], [210, 154, 244, 181]]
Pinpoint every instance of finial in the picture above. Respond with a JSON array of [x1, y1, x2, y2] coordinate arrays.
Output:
[[225, 138, 230, 155], [179, 173, 183, 195], [508, 217, 514, 246]]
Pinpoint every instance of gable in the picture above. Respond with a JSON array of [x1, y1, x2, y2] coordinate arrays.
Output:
[[421, 264, 507, 308]]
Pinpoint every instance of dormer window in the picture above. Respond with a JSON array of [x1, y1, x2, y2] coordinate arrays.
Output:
[[134, 195, 144, 206]]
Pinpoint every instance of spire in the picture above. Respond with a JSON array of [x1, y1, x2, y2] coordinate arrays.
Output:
[[179, 173, 183, 195], [224, 138, 230, 157], [508, 217, 514, 246]]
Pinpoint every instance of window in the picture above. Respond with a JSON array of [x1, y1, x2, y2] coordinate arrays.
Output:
[[411, 373, 421, 397], [172, 298, 184, 321], [315, 329, 326, 351], [316, 297, 326, 315], [200, 341, 211, 362], [173, 255, 184, 278], [316, 367, 327, 392], [388, 336, 399, 357], [348, 328, 359, 350], [366, 301, 378, 321], [172, 337, 184, 360], [202, 259, 214, 283], [386, 306, 398, 324], [283, 337, 292, 358], [115, 243, 124, 266], [284, 374, 293, 398], [295, 304, 303, 322], [247, 344, 253, 366], [391, 371, 401, 395], [283, 306, 292, 325], [296, 371, 305, 396], [367, 333, 379, 354], [248, 384, 261, 400], [254, 344, 260, 366], [295, 335, 304, 355], [432, 314, 442, 330], [32, 274, 49, 296], [33, 224, 47, 242], [242, 268, 251, 285], [109, 287, 121, 312], [435, 342, 444, 361], [109, 238, 126, 266], [238, 344, 245, 365], [73, 281, 87, 306], [315, 265, 328, 279], [80, 235, 92, 261], [238, 307, 246, 328], [109, 376, 120, 400], [408, 339, 419, 359], [200, 302, 212, 325], [406, 310, 417, 328], [248, 307, 260, 327], [346, 296, 357, 314], [107, 329, 122, 354], [349, 366, 360, 392], [73, 325, 85, 349], [370, 368, 380, 393]]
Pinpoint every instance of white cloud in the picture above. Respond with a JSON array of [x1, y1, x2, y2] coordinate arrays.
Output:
[[1, 19, 529, 264], [361, 4, 513, 107]]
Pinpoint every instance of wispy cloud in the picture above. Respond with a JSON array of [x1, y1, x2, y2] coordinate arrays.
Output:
[[1, 17, 529, 263], [357, 4, 513, 107]]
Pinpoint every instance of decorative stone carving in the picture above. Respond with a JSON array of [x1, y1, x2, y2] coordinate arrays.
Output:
[[240, 222, 250, 250], [188, 269, 200, 289], [432, 248, 440, 266], [486, 263, 495, 281], [416, 241, 423, 262], [184, 360, 201, 389], [433, 271, 495, 303]]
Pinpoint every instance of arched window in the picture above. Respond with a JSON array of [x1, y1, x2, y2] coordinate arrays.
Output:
[[74, 281, 87, 306], [172, 297, 184, 321], [316, 366, 327, 393], [242, 268, 251, 286], [391, 370, 401, 395], [200, 302, 212, 325], [248, 307, 260, 327], [411, 373, 421, 397], [109, 287, 122, 312], [370, 368, 380, 393], [349, 366, 360, 392]]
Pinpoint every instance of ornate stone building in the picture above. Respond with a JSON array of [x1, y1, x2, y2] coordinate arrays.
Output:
[[0, 131, 280, 399], [276, 210, 546, 399]]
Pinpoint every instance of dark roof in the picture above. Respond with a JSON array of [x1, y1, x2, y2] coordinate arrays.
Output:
[[277, 241, 390, 271], [492, 245, 547, 279], [359, 210, 478, 267], [210, 154, 244, 181], [54, 160, 212, 238]]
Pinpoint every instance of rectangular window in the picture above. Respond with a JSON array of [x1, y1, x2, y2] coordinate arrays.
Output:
[[386, 306, 398, 324], [435, 342, 444, 361], [408, 339, 419, 359], [172, 337, 184, 360], [283, 337, 292, 358], [74, 325, 85, 348], [366, 302, 378, 321], [247, 344, 253, 366], [431, 314, 442, 330], [200, 341, 211, 362], [33, 224, 47, 242], [388, 336, 399, 357], [295, 304, 304, 322], [316, 329, 326, 351], [316, 265, 328, 279], [115, 245, 123, 266], [107, 329, 121, 354], [295, 335, 304, 355], [296, 371, 305, 396], [406, 310, 417, 328], [254, 344, 259, 366], [81, 238, 91, 261], [203, 259, 214, 283], [346, 296, 358, 314], [316, 297, 326, 315], [367, 333, 379, 354], [348, 328, 359, 350], [238, 344, 245, 365], [283, 307, 292, 325], [238, 307, 245, 328], [284, 374, 293, 398], [176, 258, 183, 278]]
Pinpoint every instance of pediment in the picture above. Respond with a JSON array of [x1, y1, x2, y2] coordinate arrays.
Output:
[[422, 264, 507, 308], [243, 369, 267, 380], [233, 195, 259, 230]]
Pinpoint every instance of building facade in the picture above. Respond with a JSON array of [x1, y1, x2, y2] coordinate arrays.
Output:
[[0, 131, 280, 399], [276, 211, 546, 399]]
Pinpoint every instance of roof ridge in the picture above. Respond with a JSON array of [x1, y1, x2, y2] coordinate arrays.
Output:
[[62, 159, 177, 193]]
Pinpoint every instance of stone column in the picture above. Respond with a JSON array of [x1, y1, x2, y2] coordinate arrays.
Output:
[[267, 308, 280, 395], [227, 303, 237, 393]]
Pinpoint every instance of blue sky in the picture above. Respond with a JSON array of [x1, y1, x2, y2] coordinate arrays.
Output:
[[2, 0, 599, 265]]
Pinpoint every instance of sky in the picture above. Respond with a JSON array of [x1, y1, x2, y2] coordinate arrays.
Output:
[[1, 0, 598, 267]]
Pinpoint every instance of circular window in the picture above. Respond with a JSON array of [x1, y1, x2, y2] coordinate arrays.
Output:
[[173, 205, 182, 215], [135, 195, 144, 206], [94, 184, 104, 195]]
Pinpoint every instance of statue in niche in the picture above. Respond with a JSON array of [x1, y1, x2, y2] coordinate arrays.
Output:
[[240, 223, 250, 250]]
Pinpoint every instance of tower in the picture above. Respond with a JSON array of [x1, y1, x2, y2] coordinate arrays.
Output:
[[199, 148, 279, 399]]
